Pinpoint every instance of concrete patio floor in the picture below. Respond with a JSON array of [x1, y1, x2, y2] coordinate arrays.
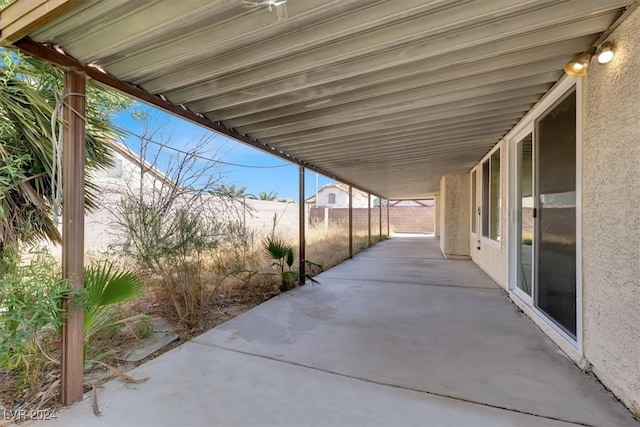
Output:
[[41, 236, 637, 427]]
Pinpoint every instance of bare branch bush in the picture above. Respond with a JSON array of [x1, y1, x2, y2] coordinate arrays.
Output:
[[112, 117, 253, 328]]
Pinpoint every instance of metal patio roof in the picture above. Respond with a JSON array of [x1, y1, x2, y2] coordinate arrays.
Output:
[[1, 0, 634, 198]]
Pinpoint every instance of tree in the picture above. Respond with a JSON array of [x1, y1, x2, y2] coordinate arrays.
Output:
[[213, 183, 250, 198], [112, 116, 247, 326], [247, 191, 279, 201], [0, 49, 131, 254]]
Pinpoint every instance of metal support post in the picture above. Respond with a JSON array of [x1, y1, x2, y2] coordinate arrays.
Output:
[[348, 185, 353, 258], [299, 166, 306, 285], [368, 194, 372, 247]]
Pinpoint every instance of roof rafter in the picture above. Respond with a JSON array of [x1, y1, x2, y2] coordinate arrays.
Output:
[[11, 38, 383, 197]]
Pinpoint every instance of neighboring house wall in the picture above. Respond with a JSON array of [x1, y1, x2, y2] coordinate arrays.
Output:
[[307, 184, 369, 208], [92, 143, 169, 192], [40, 147, 162, 257], [582, 9, 640, 414]]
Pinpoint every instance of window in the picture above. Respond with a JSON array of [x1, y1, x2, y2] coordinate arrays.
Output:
[[481, 148, 500, 241], [328, 193, 336, 204], [471, 170, 477, 233]]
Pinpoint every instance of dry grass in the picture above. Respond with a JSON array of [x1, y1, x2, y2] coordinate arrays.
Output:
[[270, 222, 388, 272], [1, 223, 387, 414]]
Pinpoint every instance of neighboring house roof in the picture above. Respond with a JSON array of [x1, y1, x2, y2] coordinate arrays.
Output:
[[107, 139, 174, 186], [305, 182, 369, 203]]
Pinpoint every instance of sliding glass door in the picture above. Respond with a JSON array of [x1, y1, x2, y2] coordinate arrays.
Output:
[[511, 87, 577, 339], [535, 90, 577, 337], [515, 133, 533, 298]]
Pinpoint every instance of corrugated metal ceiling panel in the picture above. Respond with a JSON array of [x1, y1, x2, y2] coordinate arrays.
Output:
[[30, 0, 631, 198]]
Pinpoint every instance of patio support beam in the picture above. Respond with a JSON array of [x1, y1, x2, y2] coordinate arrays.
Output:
[[368, 194, 372, 247], [60, 69, 86, 406], [379, 197, 382, 241], [387, 201, 390, 236], [434, 195, 441, 238], [348, 185, 353, 258], [12, 39, 383, 199], [0, 0, 83, 46], [299, 166, 306, 285]]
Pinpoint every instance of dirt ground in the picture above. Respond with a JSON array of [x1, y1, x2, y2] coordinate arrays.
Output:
[[0, 278, 280, 424]]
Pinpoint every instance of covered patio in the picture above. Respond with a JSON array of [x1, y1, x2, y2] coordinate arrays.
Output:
[[40, 236, 636, 426], [2, 0, 639, 421]]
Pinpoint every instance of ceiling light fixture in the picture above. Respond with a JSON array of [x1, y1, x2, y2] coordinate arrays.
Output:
[[597, 42, 615, 64], [564, 47, 596, 77]]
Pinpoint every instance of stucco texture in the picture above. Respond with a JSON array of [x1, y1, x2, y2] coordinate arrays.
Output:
[[582, 6, 640, 415], [469, 140, 508, 288], [439, 173, 470, 257]]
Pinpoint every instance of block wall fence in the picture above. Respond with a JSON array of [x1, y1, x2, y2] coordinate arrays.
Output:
[[309, 206, 434, 234]]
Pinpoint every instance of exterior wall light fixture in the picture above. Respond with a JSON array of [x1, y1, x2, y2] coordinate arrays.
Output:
[[564, 42, 616, 77], [596, 42, 615, 64], [564, 47, 596, 77]]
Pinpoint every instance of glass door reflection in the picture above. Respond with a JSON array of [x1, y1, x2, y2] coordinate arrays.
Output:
[[517, 134, 533, 297]]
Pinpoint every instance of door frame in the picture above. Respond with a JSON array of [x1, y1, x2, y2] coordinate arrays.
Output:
[[507, 77, 583, 354], [508, 125, 534, 306]]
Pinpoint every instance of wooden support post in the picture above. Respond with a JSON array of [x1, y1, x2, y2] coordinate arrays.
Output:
[[387, 201, 390, 236], [368, 194, 372, 247], [299, 166, 306, 285], [348, 185, 353, 258], [379, 197, 382, 241], [61, 69, 86, 406]]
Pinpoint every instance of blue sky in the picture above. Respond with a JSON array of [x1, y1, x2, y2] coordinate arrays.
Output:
[[113, 102, 333, 202]]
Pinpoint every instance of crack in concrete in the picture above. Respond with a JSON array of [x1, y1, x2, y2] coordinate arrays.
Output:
[[189, 340, 589, 427]]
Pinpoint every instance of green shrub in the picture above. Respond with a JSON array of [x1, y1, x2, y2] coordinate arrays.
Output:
[[0, 246, 66, 392], [80, 261, 144, 365], [262, 236, 321, 292], [0, 248, 145, 393]]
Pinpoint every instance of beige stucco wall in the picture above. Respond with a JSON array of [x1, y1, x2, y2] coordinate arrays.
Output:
[[439, 173, 470, 257], [582, 7, 640, 415], [469, 140, 509, 289]]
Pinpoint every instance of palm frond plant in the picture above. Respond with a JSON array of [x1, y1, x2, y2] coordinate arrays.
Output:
[[263, 236, 321, 292], [0, 49, 131, 255], [52, 261, 145, 366], [82, 261, 145, 365], [263, 236, 295, 292], [248, 191, 279, 201]]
